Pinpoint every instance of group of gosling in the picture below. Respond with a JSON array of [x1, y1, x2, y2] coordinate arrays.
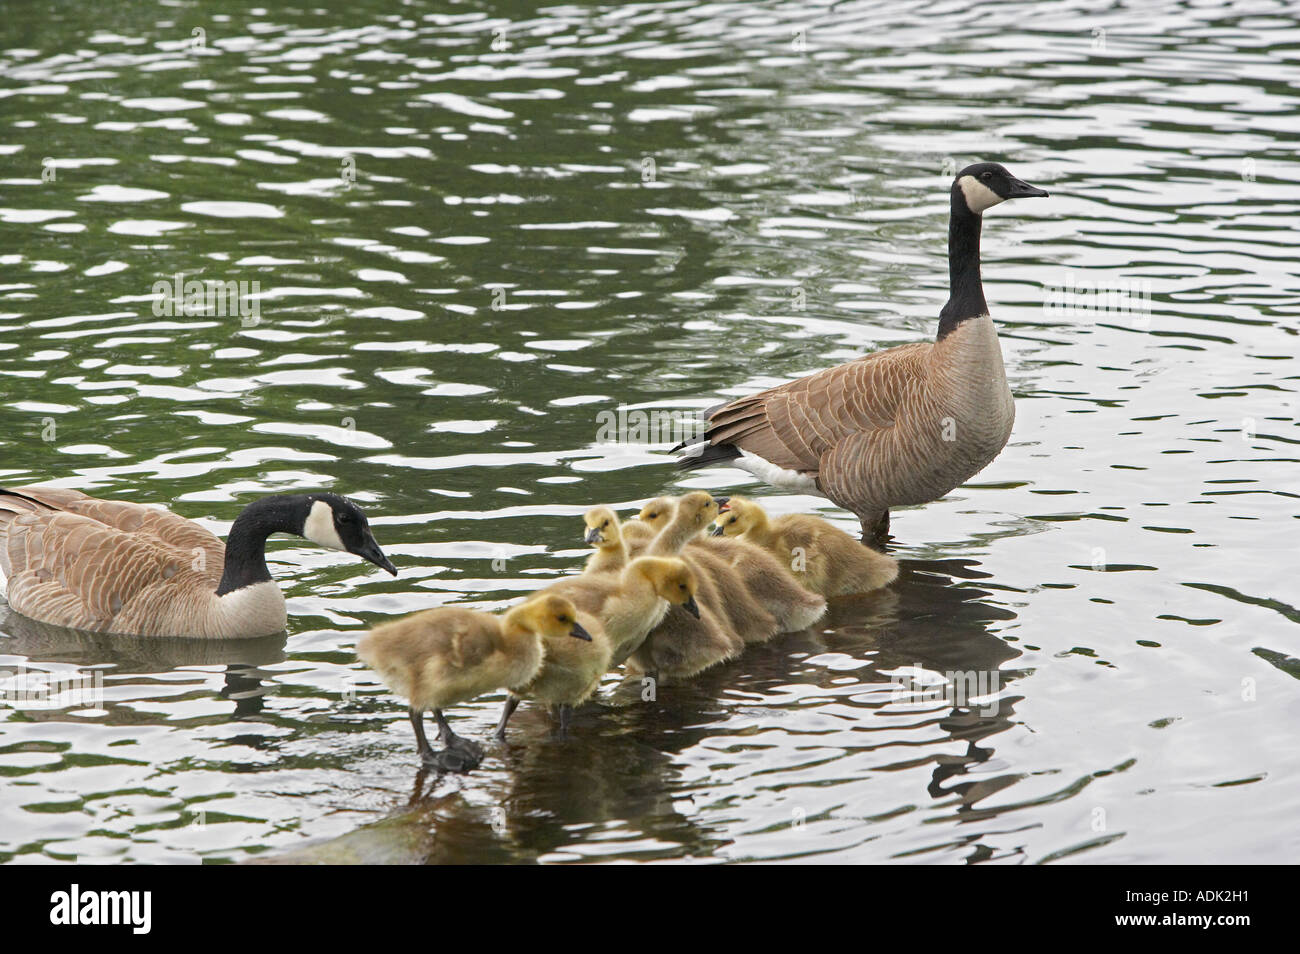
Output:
[[359, 492, 898, 771]]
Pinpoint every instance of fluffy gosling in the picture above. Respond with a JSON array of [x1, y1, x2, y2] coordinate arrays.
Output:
[[357, 594, 590, 771], [714, 496, 898, 596]]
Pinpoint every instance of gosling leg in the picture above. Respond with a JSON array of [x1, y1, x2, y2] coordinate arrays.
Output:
[[409, 707, 436, 762], [493, 695, 521, 741], [558, 703, 573, 739]]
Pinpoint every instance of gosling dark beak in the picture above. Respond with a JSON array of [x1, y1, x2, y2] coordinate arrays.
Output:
[[1005, 177, 1049, 199], [713, 496, 730, 512], [682, 594, 700, 619], [354, 535, 397, 576], [569, 621, 593, 641], [710, 525, 724, 537], [584, 527, 602, 544]]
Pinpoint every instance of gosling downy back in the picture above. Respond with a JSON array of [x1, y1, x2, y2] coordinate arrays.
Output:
[[717, 496, 898, 597]]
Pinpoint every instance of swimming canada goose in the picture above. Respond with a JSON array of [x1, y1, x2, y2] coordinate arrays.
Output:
[[713, 496, 899, 597], [675, 162, 1049, 546], [582, 506, 628, 575], [357, 594, 591, 771], [497, 559, 702, 736], [0, 486, 397, 638], [532, 555, 700, 665]]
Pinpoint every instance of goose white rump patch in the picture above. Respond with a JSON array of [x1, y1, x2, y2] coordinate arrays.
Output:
[[303, 499, 345, 551], [735, 450, 823, 496]]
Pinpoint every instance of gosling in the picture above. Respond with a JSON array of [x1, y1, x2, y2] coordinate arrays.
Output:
[[357, 594, 591, 772], [714, 496, 898, 597], [648, 493, 826, 635], [582, 505, 628, 575]]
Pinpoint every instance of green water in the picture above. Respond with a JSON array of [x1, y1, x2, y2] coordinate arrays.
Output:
[[1, 0, 1297, 863]]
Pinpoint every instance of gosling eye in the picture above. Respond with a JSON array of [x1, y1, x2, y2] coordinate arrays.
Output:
[[601, 520, 609, 528]]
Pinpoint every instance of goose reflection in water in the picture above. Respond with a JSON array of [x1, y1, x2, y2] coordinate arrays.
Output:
[[0, 605, 287, 722]]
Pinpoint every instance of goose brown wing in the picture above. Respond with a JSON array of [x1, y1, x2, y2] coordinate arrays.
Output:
[[703, 342, 932, 476], [0, 486, 225, 587], [0, 511, 210, 631]]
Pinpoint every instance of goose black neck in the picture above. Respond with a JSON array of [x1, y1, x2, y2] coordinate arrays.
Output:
[[216, 496, 307, 596], [936, 190, 987, 341]]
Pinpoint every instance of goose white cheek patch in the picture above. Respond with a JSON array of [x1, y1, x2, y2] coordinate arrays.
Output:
[[957, 175, 1004, 214], [303, 499, 346, 551]]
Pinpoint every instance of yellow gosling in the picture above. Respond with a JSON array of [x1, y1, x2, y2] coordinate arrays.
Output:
[[534, 556, 700, 665], [357, 594, 591, 771], [582, 506, 628, 575], [714, 496, 899, 596]]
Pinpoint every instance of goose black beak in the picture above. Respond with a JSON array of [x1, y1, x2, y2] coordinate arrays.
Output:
[[355, 536, 398, 575], [713, 496, 731, 512], [682, 594, 701, 619], [569, 621, 593, 641], [1005, 177, 1049, 199], [584, 526, 602, 544]]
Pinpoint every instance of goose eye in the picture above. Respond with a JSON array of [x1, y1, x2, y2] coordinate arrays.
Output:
[[981, 171, 993, 180]]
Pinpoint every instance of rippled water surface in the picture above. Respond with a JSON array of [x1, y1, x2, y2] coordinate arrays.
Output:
[[1, 0, 1298, 864]]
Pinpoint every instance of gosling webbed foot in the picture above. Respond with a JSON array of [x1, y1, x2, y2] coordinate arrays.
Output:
[[421, 745, 481, 774]]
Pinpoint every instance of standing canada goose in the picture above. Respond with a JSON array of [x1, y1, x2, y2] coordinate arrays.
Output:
[[582, 506, 628, 575], [675, 162, 1049, 546], [713, 496, 899, 597], [358, 594, 592, 771], [0, 486, 396, 638]]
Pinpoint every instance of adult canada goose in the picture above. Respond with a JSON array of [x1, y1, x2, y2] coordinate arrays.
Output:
[[582, 506, 628, 575], [0, 486, 397, 638], [713, 496, 899, 597], [675, 162, 1049, 546], [358, 594, 591, 771]]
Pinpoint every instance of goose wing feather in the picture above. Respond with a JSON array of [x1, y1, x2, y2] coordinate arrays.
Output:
[[0, 486, 226, 631], [703, 343, 932, 477]]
